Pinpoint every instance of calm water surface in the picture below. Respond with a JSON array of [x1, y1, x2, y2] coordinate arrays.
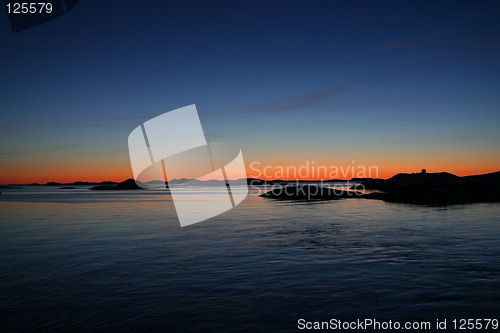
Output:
[[1, 186, 499, 332]]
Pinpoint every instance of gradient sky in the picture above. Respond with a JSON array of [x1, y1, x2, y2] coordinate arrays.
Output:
[[1, 0, 499, 183]]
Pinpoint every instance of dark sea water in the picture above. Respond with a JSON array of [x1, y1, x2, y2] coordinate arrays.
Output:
[[1, 186, 499, 332]]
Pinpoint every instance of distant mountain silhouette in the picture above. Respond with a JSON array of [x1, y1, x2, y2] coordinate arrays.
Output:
[[72, 181, 117, 186], [90, 179, 142, 190]]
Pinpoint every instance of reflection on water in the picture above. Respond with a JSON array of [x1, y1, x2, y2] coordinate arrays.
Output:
[[1, 186, 499, 331]]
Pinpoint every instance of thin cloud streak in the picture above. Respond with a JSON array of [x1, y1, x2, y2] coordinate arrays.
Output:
[[223, 63, 426, 115]]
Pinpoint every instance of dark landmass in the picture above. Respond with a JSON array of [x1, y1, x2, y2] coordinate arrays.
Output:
[[247, 178, 269, 186], [168, 178, 195, 185], [360, 171, 500, 205], [360, 171, 500, 191], [350, 177, 382, 182], [90, 179, 143, 190], [261, 170, 500, 205], [248, 178, 351, 186], [142, 180, 169, 188], [260, 185, 363, 201], [59, 187, 78, 189], [46, 181, 118, 186], [169, 179, 226, 186], [462, 172, 500, 186]]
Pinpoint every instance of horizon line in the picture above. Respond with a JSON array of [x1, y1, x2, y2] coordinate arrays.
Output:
[[2, 170, 499, 186]]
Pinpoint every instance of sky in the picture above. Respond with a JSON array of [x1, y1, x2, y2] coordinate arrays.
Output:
[[1, 0, 499, 183]]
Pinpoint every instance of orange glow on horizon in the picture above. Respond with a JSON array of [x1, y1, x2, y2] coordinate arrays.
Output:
[[1, 159, 498, 185]]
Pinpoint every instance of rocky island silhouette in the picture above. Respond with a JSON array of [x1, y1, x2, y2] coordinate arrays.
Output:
[[260, 170, 500, 205]]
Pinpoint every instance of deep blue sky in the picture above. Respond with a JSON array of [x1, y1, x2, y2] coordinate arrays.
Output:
[[1, 0, 499, 182]]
